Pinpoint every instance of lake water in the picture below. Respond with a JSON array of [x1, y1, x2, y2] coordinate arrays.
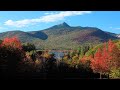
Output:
[[49, 50, 69, 59]]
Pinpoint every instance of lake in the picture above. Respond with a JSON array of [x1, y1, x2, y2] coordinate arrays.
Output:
[[49, 50, 69, 59]]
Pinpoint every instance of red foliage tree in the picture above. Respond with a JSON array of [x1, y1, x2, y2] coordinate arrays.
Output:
[[109, 44, 120, 69], [90, 40, 116, 79], [1, 36, 22, 50], [108, 39, 115, 53], [0, 36, 25, 76]]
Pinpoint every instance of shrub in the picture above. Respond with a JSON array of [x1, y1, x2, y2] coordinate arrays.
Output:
[[110, 67, 120, 79], [22, 43, 36, 52]]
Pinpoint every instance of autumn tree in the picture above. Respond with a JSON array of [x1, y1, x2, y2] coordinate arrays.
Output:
[[1, 36, 22, 50], [109, 41, 120, 78], [0, 36, 25, 77], [90, 40, 117, 79]]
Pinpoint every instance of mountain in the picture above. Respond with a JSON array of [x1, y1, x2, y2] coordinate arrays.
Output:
[[0, 30, 48, 43], [116, 34, 120, 38], [0, 22, 119, 49], [46, 22, 71, 29], [106, 31, 118, 37]]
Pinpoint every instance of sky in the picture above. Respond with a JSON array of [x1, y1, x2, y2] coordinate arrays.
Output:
[[0, 11, 120, 34]]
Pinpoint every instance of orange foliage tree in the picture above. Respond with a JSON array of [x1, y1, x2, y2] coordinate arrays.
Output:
[[0, 36, 25, 76], [90, 40, 117, 79], [1, 36, 22, 50]]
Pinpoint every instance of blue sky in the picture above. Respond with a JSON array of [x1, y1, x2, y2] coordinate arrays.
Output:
[[0, 11, 120, 34]]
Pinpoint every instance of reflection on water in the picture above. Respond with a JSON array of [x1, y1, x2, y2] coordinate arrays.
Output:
[[49, 50, 68, 59]]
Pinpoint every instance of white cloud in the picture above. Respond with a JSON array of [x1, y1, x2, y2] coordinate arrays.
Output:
[[4, 11, 92, 28]]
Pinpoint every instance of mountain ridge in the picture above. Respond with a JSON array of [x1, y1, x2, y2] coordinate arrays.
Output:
[[0, 22, 119, 49]]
